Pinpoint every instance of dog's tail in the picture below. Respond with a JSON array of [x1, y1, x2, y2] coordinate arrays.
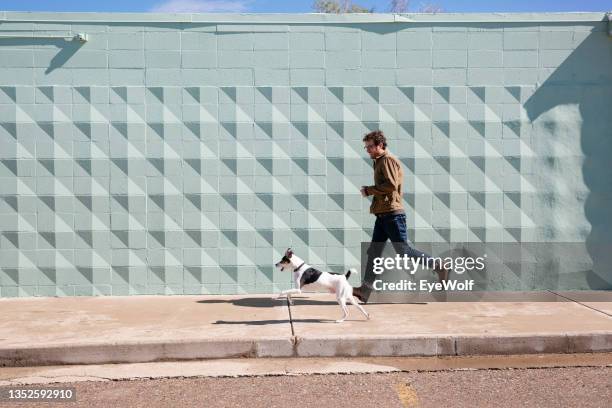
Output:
[[345, 268, 356, 279]]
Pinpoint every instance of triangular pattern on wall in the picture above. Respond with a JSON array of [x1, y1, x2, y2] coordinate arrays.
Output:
[[0, 85, 540, 297]]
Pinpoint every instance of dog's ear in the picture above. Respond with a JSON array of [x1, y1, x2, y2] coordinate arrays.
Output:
[[285, 248, 293, 258]]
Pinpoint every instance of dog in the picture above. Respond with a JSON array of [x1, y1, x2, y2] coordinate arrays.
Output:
[[274, 248, 370, 323]]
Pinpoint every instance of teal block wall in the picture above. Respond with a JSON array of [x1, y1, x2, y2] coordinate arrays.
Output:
[[0, 12, 611, 297]]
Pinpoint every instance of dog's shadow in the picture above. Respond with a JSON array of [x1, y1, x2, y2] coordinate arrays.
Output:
[[197, 297, 428, 308], [201, 297, 425, 325], [213, 318, 339, 325], [200, 297, 341, 325], [197, 297, 339, 308]]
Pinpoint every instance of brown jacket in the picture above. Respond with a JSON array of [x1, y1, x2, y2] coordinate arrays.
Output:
[[364, 150, 404, 214]]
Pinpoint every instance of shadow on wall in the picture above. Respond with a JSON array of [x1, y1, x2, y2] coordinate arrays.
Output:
[[0, 37, 83, 74], [523, 28, 612, 290], [356, 21, 612, 290]]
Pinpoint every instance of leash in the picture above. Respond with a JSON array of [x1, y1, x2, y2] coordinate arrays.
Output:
[[286, 297, 295, 336]]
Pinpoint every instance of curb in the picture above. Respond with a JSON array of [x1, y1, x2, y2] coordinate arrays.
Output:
[[1, 332, 611, 367], [454, 333, 612, 355], [294, 335, 455, 357], [0, 338, 295, 367]]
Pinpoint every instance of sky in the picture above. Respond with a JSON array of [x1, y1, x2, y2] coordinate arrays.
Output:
[[0, 0, 609, 13]]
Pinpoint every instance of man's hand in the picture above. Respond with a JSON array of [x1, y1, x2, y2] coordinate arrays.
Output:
[[360, 186, 367, 197]]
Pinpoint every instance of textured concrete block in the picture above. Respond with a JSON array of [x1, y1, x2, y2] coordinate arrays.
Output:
[[253, 51, 289, 68], [109, 69, 145, 85], [468, 32, 503, 49], [433, 50, 467, 68], [289, 32, 325, 50], [539, 31, 574, 49], [503, 50, 538, 68], [0, 50, 33, 68], [397, 31, 432, 50], [540, 49, 573, 68], [144, 32, 180, 50], [145, 51, 181, 68], [363, 31, 396, 50], [468, 50, 503, 67], [109, 51, 145, 68], [467, 68, 504, 85], [326, 51, 361, 69], [433, 32, 468, 49], [397, 50, 432, 68], [181, 69, 219, 85], [289, 51, 325, 68], [325, 32, 361, 50], [503, 68, 539, 84], [362, 51, 396, 68], [254, 69, 290, 86], [360, 69, 396, 86], [181, 32, 216, 50], [253, 33, 288, 50], [503, 32, 538, 50], [145, 69, 183, 86], [290, 69, 325, 85], [66, 51, 108, 69], [218, 51, 254, 68], [433, 68, 467, 85], [396, 68, 432, 86], [181, 51, 217, 69], [109, 32, 143, 50], [218, 33, 253, 50]]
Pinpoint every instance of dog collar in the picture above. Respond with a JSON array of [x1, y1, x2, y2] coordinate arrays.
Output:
[[294, 262, 306, 272]]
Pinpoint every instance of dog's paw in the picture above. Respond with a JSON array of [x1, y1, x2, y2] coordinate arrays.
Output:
[[365, 313, 371, 320]]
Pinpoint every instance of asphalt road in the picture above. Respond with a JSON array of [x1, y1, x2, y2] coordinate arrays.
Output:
[[2, 366, 610, 408]]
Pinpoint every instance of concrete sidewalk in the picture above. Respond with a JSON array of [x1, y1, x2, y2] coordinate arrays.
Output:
[[0, 292, 611, 367]]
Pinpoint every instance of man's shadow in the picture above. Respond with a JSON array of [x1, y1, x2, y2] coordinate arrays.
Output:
[[523, 27, 612, 290]]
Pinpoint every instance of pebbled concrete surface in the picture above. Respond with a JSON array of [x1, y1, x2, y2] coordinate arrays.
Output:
[[1, 367, 611, 408], [0, 353, 610, 386]]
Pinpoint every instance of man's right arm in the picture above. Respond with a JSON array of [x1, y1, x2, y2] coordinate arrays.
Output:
[[364, 157, 400, 196]]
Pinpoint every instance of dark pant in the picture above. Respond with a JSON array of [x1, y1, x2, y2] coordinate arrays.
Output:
[[362, 213, 437, 291]]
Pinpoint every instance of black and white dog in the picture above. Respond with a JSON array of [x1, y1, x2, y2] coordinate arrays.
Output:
[[275, 248, 370, 323]]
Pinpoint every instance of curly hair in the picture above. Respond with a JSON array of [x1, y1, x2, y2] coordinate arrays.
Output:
[[362, 130, 387, 149]]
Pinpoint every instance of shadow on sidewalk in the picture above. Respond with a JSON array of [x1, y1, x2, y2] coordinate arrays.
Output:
[[197, 297, 428, 307], [197, 297, 341, 307], [213, 318, 339, 325]]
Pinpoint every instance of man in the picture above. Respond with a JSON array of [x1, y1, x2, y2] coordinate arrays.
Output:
[[353, 130, 450, 303]]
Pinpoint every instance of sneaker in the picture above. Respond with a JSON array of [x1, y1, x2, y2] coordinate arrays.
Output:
[[435, 267, 451, 284]]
